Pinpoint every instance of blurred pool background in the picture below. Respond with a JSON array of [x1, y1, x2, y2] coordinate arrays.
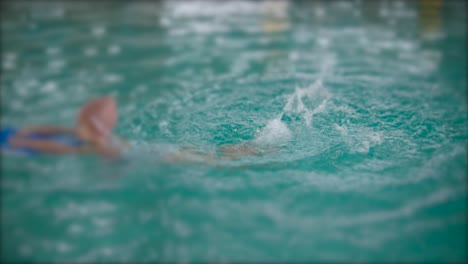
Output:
[[1, 0, 466, 262]]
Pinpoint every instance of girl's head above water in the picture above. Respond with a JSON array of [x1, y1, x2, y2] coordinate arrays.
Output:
[[76, 96, 118, 145]]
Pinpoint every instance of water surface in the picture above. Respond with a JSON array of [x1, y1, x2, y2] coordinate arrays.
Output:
[[1, 1, 466, 262]]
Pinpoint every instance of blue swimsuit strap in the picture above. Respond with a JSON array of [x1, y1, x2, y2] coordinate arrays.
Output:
[[1, 127, 85, 155]]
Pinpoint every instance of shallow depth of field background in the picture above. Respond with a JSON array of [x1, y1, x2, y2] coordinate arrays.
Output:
[[1, 1, 466, 262]]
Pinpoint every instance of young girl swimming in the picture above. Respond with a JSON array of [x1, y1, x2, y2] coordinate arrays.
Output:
[[1, 95, 274, 161], [0, 96, 122, 158]]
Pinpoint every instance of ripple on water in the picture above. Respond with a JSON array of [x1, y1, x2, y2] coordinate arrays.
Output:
[[1, 0, 466, 262]]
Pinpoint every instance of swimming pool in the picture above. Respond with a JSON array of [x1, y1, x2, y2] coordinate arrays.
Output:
[[1, 0, 466, 262]]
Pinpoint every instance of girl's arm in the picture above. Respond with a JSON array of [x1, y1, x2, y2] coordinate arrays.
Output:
[[16, 126, 75, 136], [9, 137, 82, 154], [8, 137, 120, 158]]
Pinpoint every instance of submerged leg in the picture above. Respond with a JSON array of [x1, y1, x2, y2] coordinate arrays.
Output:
[[218, 143, 258, 158], [164, 148, 215, 163], [161, 142, 278, 163], [218, 142, 278, 159]]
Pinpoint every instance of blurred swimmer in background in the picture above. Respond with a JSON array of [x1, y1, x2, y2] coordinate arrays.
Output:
[[0, 96, 124, 158], [1, 95, 275, 162]]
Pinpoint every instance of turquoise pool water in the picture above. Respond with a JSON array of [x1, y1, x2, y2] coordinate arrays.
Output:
[[1, 1, 466, 262]]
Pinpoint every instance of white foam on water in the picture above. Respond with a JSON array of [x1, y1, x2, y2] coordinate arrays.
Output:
[[3, 62, 15, 70], [92, 25, 107, 37], [160, 17, 171, 27], [56, 241, 73, 253], [3, 53, 16, 70], [168, 1, 262, 18], [4, 52, 17, 61], [335, 1, 354, 9], [334, 123, 348, 135], [84, 47, 98, 57], [47, 59, 66, 70], [356, 140, 371, 153], [103, 73, 123, 83], [102, 247, 113, 256], [46, 46, 61, 55], [189, 21, 228, 34], [283, 79, 332, 126], [254, 116, 292, 146], [51, 7, 65, 19], [42, 81, 58, 93], [352, 131, 383, 154], [314, 7, 326, 18], [252, 59, 334, 147], [54, 201, 116, 220], [92, 217, 113, 229], [317, 37, 330, 48], [174, 220, 192, 238], [107, 44, 121, 55], [332, 187, 459, 227], [67, 224, 84, 235]]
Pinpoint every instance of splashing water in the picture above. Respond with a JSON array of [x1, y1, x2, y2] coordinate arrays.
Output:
[[254, 115, 291, 146], [283, 79, 331, 126], [254, 77, 331, 145], [1, 1, 466, 263], [254, 51, 334, 146]]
